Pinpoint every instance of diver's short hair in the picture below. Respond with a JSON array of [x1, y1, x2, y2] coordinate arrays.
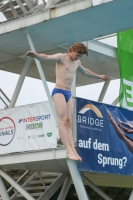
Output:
[[68, 43, 88, 56]]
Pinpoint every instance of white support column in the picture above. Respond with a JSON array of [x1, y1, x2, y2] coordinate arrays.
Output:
[[46, 0, 54, 8], [15, 0, 27, 14], [57, 175, 72, 200], [25, 31, 58, 125], [8, 57, 32, 109], [98, 80, 110, 102], [111, 92, 122, 105], [111, 96, 119, 105], [82, 175, 112, 200], [24, 0, 34, 9], [9, 4, 18, 17], [72, 97, 77, 143], [0, 89, 10, 103], [0, 97, 8, 107], [71, 73, 76, 97], [66, 159, 89, 200], [0, 169, 35, 200], [0, 176, 10, 200], [72, 74, 76, 142], [128, 190, 133, 200]]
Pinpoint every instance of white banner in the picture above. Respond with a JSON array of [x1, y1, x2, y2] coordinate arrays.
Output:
[[0, 101, 58, 154]]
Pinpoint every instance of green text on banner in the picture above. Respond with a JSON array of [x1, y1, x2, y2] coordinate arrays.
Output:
[[117, 30, 133, 110]]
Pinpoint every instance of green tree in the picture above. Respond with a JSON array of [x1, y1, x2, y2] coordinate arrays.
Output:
[[50, 185, 132, 200]]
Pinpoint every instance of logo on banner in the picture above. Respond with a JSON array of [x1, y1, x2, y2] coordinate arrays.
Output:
[[38, 134, 45, 138], [0, 117, 16, 146], [18, 114, 51, 123], [79, 104, 103, 117], [77, 99, 130, 172], [28, 135, 36, 139], [121, 79, 133, 110], [26, 122, 43, 130], [78, 103, 104, 129], [47, 132, 52, 137]]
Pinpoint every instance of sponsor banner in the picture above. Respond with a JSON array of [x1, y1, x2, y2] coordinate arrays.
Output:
[[0, 101, 58, 154], [117, 30, 133, 110], [77, 97, 133, 175]]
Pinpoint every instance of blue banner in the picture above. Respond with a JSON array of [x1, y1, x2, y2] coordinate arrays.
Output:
[[77, 97, 133, 175]]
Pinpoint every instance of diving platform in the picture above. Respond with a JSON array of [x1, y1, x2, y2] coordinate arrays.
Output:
[[0, 148, 133, 188], [1, 0, 133, 86]]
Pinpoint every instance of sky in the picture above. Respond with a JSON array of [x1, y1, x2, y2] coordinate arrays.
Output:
[[0, 70, 120, 109], [0, 0, 120, 109]]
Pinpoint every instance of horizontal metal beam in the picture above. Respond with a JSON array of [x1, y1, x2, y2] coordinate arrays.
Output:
[[40, 174, 67, 200], [0, 148, 66, 166], [7, 170, 30, 194], [85, 40, 117, 58], [10, 172, 37, 199], [0, 168, 35, 200]]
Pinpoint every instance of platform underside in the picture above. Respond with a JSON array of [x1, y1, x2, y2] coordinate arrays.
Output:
[[1, 0, 133, 85], [0, 148, 133, 188]]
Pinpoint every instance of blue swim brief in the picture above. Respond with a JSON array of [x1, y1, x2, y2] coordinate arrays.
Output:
[[52, 88, 72, 102]]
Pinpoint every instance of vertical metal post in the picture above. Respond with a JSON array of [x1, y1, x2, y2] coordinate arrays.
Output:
[[25, 31, 58, 125], [0, 169, 35, 200], [72, 73, 76, 142], [72, 97, 77, 143], [66, 159, 89, 200], [57, 175, 72, 200], [111, 92, 123, 105], [71, 73, 76, 97], [15, 0, 27, 14], [0, 176, 10, 200], [98, 80, 110, 102], [46, 0, 54, 8], [111, 96, 119, 105], [129, 190, 133, 200], [9, 4, 18, 17], [82, 175, 112, 200], [8, 57, 32, 108]]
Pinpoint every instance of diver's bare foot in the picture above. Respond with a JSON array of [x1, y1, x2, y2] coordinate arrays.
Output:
[[66, 149, 80, 161], [72, 148, 82, 162]]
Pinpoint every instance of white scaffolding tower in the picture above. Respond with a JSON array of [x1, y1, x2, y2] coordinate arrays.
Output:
[[0, 0, 133, 199]]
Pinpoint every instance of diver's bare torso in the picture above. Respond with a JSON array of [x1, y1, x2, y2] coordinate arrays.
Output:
[[55, 54, 79, 91]]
